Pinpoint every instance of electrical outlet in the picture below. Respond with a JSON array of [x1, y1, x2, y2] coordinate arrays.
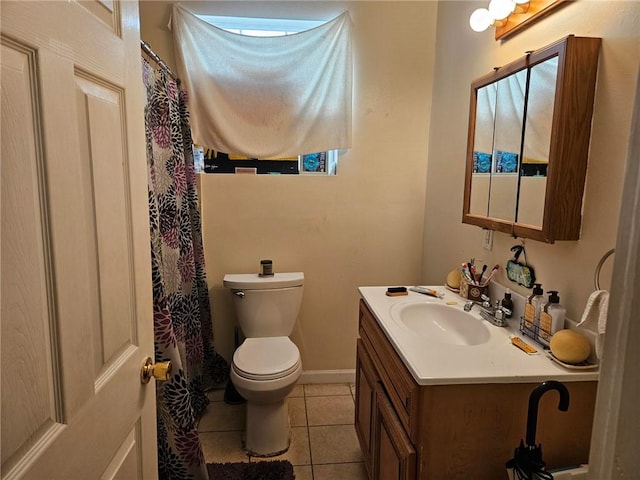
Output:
[[482, 230, 494, 251]]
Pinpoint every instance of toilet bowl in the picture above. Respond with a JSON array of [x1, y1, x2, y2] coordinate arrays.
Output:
[[231, 337, 302, 455], [223, 272, 304, 456]]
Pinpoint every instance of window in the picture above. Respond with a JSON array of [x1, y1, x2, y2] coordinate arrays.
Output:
[[191, 14, 341, 176], [193, 147, 338, 176], [197, 15, 324, 36]]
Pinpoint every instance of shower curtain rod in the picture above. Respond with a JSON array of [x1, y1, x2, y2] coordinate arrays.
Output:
[[141, 39, 180, 82]]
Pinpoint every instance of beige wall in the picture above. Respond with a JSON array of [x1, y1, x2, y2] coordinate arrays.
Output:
[[424, 2, 640, 323], [140, 1, 639, 372], [139, 1, 438, 368]]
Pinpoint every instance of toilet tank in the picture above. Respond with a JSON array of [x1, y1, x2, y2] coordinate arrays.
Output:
[[223, 272, 304, 338]]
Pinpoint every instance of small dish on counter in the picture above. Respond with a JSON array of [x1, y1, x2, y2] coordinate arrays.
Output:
[[545, 350, 599, 371]]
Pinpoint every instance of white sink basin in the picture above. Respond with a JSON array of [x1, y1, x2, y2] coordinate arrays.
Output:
[[390, 302, 491, 346]]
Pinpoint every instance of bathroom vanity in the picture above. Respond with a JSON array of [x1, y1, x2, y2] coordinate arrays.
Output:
[[355, 287, 598, 480]]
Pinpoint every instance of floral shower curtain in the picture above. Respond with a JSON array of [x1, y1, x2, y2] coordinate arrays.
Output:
[[142, 58, 229, 480]]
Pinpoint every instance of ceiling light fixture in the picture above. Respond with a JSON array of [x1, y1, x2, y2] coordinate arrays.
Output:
[[470, 0, 531, 33]]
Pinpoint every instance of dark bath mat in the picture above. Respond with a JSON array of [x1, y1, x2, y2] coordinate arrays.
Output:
[[207, 460, 295, 480]]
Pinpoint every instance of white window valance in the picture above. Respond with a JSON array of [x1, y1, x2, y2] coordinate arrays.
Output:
[[172, 5, 353, 159]]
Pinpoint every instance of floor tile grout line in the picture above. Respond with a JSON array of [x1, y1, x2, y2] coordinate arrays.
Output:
[[312, 460, 366, 466], [302, 388, 315, 480], [201, 384, 363, 475]]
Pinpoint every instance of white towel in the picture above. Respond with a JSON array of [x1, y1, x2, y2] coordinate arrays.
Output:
[[577, 290, 609, 359]]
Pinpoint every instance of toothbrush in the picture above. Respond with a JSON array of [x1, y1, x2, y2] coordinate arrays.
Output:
[[467, 262, 477, 284], [477, 264, 488, 284], [460, 268, 473, 283], [481, 264, 500, 286]]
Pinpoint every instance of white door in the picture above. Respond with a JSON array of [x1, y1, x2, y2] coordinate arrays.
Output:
[[1, 1, 157, 478]]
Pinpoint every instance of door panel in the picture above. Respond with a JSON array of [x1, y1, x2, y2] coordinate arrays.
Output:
[[1, 39, 62, 470], [74, 73, 136, 379], [79, 0, 122, 35], [1, 1, 155, 478], [101, 425, 142, 480]]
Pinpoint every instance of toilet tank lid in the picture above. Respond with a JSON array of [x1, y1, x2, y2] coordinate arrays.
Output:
[[223, 272, 304, 289]]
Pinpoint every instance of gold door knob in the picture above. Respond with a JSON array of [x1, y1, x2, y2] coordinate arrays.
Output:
[[140, 357, 172, 384]]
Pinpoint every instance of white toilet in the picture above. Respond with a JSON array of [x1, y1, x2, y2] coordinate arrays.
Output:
[[223, 271, 304, 456]]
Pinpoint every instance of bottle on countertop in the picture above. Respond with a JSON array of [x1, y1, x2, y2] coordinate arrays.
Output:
[[524, 283, 544, 331], [539, 291, 566, 343], [501, 289, 514, 319]]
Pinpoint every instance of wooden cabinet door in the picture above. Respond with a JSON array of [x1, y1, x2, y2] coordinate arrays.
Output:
[[374, 383, 416, 480], [355, 339, 379, 478]]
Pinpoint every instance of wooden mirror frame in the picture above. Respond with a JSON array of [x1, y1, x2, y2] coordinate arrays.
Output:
[[462, 36, 601, 243]]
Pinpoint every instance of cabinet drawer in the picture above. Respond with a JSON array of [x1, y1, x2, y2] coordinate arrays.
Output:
[[359, 300, 420, 442]]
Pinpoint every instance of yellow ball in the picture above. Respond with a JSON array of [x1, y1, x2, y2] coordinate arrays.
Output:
[[550, 329, 591, 364], [446, 269, 462, 289]]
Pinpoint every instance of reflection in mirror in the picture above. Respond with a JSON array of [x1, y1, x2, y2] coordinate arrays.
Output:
[[488, 69, 527, 221], [469, 84, 497, 216], [518, 57, 559, 226]]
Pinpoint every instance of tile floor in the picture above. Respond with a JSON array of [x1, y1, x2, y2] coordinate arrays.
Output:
[[199, 383, 368, 480]]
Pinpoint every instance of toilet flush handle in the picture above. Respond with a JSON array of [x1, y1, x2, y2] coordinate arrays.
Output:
[[234, 291, 245, 298]]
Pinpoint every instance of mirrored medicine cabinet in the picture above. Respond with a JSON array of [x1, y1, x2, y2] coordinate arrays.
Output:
[[462, 35, 601, 243]]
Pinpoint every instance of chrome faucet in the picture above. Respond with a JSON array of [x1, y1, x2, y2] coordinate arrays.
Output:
[[463, 294, 492, 313], [464, 294, 511, 327]]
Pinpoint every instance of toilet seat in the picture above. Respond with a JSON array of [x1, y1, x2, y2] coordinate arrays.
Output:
[[233, 337, 300, 381]]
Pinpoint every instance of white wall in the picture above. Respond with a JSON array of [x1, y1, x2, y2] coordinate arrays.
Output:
[[140, 1, 438, 369], [424, 1, 640, 323]]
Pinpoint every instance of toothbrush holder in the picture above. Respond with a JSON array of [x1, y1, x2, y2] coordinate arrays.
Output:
[[459, 278, 488, 302]]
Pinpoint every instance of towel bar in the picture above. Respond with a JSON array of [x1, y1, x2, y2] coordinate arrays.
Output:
[[594, 248, 615, 290]]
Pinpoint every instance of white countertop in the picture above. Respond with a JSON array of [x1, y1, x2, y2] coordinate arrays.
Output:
[[359, 286, 599, 386]]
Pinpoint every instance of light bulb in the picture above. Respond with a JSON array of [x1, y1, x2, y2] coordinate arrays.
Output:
[[513, 0, 530, 13], [488, 0, 516, 20], [469, 8, 493, 32]]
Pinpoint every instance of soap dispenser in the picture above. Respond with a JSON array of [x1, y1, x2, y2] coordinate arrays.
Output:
[[539, 291, 566, 343], [524, 283, 544, 331]]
